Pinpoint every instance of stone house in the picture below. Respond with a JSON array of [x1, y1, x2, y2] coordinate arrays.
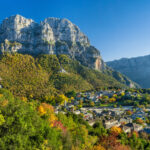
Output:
[[125, 123, 143, 132], [103, 119, 121, 129], [84, 113, 93, 121], [119, 118, 133, 124], [121, 125, 132, 133]]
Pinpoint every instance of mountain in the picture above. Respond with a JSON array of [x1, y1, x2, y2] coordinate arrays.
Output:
[[0, 15, 105, 70], [0, 15, 138, 88], [107, 55, 150, 88]]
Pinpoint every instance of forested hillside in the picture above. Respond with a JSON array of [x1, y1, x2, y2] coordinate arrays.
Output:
[[0, 53, 126, 99]]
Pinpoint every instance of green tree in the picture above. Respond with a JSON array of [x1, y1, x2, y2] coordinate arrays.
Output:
[[0, 90, 62, 150]]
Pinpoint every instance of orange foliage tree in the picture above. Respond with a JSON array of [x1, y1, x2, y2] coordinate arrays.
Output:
[[99, 132, 120, 150], [110, 126, 122, 135], [128, 131, 139, 138], [99, 131, 130, 150], [135, 118, 144, 124], [126, 110, 133, 115]]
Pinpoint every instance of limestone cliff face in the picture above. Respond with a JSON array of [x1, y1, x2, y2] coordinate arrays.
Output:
[[0, 15, 35, 42], [0, 15, 105, 71], [42, 17, 89, 43], [107, 55, 150, 88]]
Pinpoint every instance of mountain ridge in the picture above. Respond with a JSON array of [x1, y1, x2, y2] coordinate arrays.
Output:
[[107, 54, 150, 88], [107, 54, 150, 62], [0, 14, 105, 71]]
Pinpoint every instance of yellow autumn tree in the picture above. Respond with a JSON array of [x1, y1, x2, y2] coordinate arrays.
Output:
[[109, 97, 116, 103], [20, 97, 28, 102], [113, 94, 117, 98], [110, 126, 122, 135], [92, 145, 105, 150], [0, 100, 8, 107], [0, 94, 3, 98], [38, 103, 57, 127], [38, 104, 47, 116], [49, 114, 58, 127], [121, 92, 125, 96], [56, 94, 68, 105], [0, 93, 8, 107], [38, 103, 54, 115], [90, 101, 95, 107]]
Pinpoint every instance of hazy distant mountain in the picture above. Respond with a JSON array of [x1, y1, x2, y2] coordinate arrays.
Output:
[[0, 15, 138, 88], [107, 55, 150, 88]]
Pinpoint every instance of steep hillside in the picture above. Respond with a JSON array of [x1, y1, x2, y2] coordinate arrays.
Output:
[[107, 55, 150, 88], [0, 53, 127, 98]]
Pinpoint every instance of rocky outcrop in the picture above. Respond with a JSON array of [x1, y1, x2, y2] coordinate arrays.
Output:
[[0, 39, 22, 53], [0, 15, 104, 71], [107, 55, 150, 88]]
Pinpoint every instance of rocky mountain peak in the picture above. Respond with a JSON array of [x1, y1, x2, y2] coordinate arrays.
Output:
[[42, 17, 89, 43], [1, 14, 35, 30], [0, 15, 36, 42], [0, 14, 102, 70]]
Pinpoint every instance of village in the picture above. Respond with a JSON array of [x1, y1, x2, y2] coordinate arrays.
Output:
[[1, 76, 150, 134], [55, 89, 150, 134]]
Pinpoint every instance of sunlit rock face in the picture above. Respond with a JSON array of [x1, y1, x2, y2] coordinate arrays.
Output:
[[0, 15, 35, 42], [42, 17, 89, 43], [0, 15, 105, 71], [95, 57, 105, 70]]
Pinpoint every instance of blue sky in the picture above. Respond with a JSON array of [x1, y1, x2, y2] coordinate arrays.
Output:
[[0, 0, 150, 61]]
